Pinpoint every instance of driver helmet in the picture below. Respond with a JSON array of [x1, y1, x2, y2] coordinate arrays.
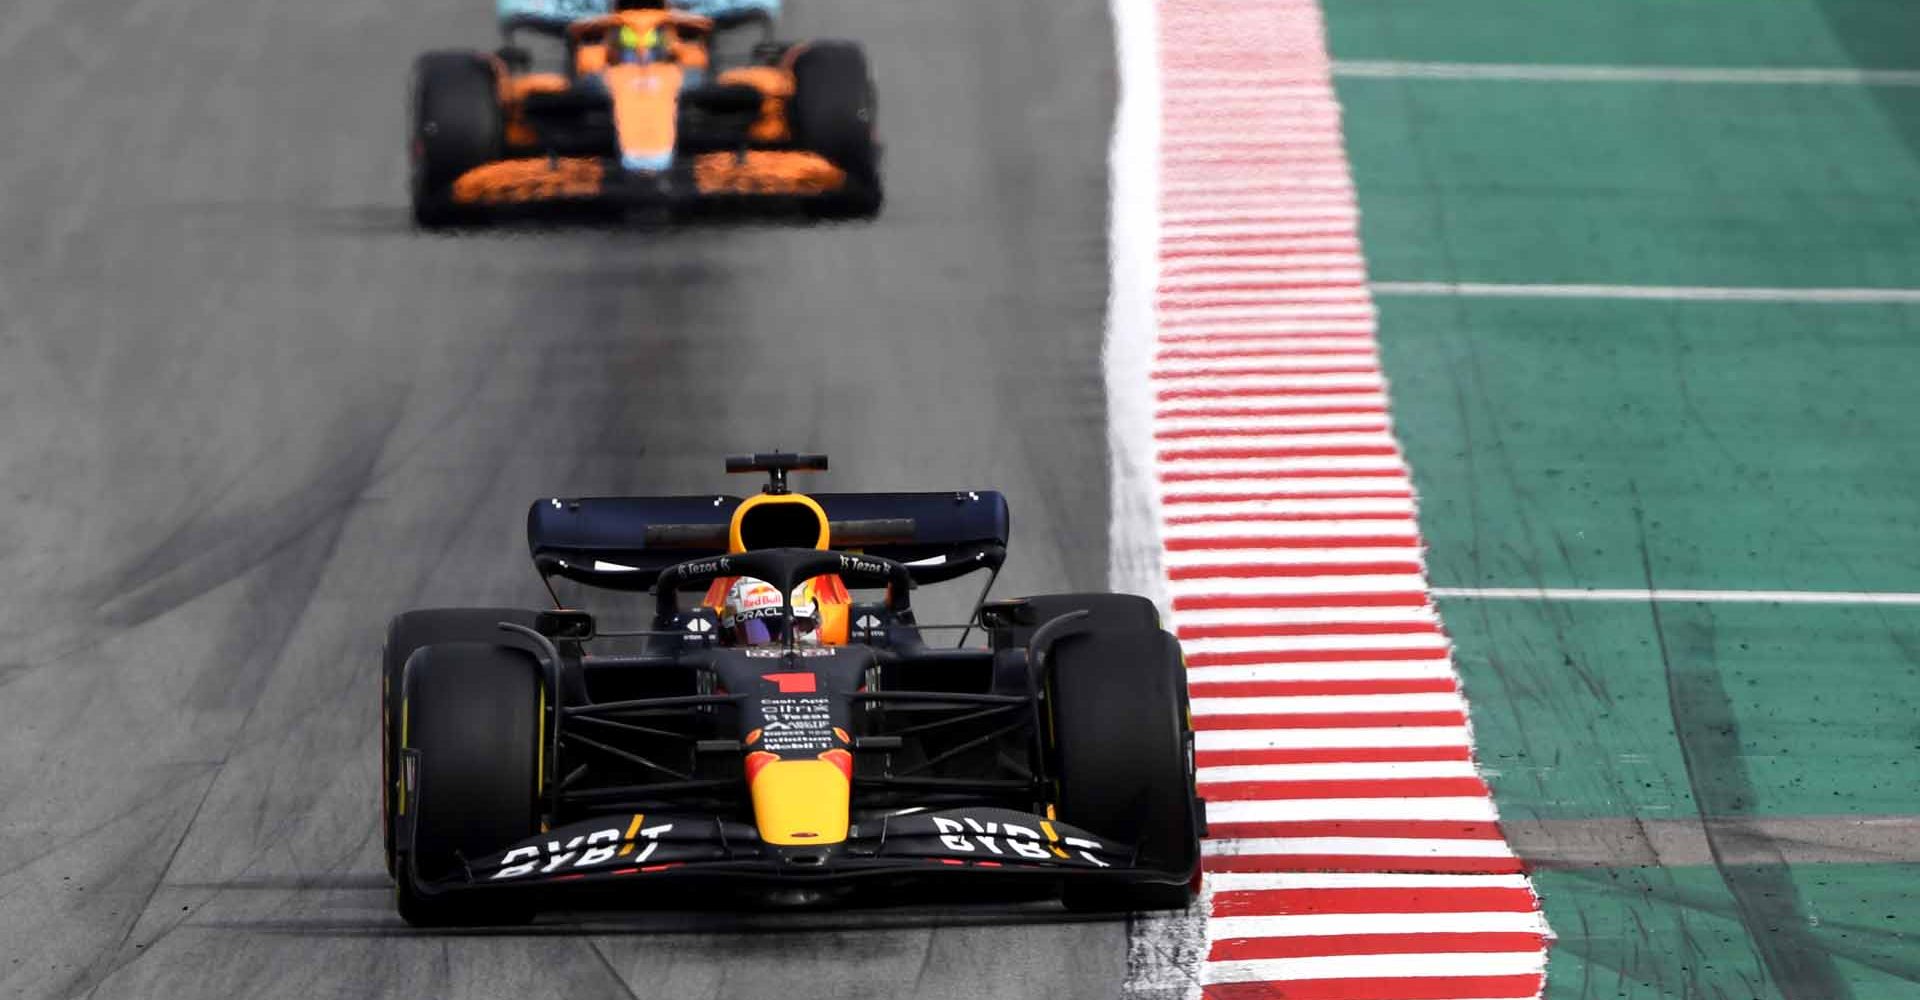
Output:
[[721, 577, 821, 646], [615, 24, 670, 64]]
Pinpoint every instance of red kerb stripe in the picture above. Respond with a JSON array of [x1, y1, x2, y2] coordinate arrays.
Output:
[[1189, 678, 1457, 697], [1209, 932, 1549, 962], [1211, 886, 1538, 917], [1199, 777, 1489, 800], [1174, 592, 1427, 610], [1169, 562, 1423, 581], [1201, 974, 1545, 1000], [1203, 854, 1528, 876], [1165, 535, 1418, 552]]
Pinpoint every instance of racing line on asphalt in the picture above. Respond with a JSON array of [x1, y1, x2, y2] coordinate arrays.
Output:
[[1109, 0, 1554, 996]]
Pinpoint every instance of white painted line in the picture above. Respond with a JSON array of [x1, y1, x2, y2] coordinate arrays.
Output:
[[1203, 951, 1546, 985], [1196, 727, 1475, 752], [1431, 586, 1920, 606], [1206, 796, 1500, 823], [1209, 911, 1550, 941], [1371, 281, 1920, 304], [1199, 760, 1479, 783], [1333, 59, 1920, 87]]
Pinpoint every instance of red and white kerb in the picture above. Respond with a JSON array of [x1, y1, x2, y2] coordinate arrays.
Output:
[[1140, 0, 1553, 996]]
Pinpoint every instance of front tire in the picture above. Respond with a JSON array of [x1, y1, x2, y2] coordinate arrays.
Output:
[[394, 642, 542, 927], [1047, 627, 1201, 912], [380, 608, 539, 877], [788, 41, 881, 217], [410, 51, 504, 228]]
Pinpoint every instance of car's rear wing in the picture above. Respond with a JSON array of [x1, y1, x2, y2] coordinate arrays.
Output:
[[527, 491, 1010, 591], [497, 0, 781, 36]]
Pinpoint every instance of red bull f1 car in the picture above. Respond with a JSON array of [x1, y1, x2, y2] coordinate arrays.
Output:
[[409, 0, 881, 226], [380, 454, 1202, 924]]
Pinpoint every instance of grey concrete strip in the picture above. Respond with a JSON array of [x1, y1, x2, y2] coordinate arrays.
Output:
[[1506, 816, 1920, 869]]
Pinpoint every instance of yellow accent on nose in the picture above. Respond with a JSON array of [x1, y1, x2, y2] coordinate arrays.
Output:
[[749, 760, 850, 846]]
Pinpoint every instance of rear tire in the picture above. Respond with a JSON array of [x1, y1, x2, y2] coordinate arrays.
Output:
[[788, 41, 881, 217], [411, 51, 504, 228], [395, 642, 541, 927], [1008, 593, 1159, 646], [381, 608, 539, 877], [1048, 627, 1200, 912]]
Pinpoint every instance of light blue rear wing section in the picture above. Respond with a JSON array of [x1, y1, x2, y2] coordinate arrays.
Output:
[[676, 0, 780, 20], [498, 0, 779, 27], [498, 0, 610, 28]]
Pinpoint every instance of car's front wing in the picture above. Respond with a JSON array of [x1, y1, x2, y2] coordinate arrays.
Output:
[[402, 806, 1186, 902], [448, 152, 856, 209]]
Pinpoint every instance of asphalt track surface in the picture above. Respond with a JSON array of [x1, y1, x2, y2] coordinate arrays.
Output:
[[0, 0, 1126, 995]]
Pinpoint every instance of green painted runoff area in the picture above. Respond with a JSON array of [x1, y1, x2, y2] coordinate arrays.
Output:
[[1323, 1, 1920, 996], [1337, 80, 1920, 287]]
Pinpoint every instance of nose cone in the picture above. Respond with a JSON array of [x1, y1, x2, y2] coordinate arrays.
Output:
[[604, 62, 681, 177], [747, 754, 851, 846]]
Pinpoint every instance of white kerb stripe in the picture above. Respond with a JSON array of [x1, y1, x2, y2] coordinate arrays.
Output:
[[1192, 692, 1464, 716], [1209, 911, 1550, 942], [1168, 575, 1434, 599], [1162, 517, 1418, 539], [1198, 760, 1479, 783], [1182, 633, 1450, 656], [1206, 797, 1501, 823], [1154, 496, 1416, 517], [1173, 605, 1437, 628], [1204, 837, 1514, 860], [1163, 546, 1426, 569], [1203, 951, 1546, 985], [1197, 727, 1475, 753], [1185, 661, 1460, 684], [1207, 871, 1531, 891]]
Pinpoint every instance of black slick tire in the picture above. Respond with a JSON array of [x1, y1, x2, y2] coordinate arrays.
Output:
[[1047, 627, 1201, 912], [395, 642, 541, 927], [380, 608, 538, 877], [410, 51, 504, 228], [788, 41, 881, 217], [1010, 593, 1160, 646]]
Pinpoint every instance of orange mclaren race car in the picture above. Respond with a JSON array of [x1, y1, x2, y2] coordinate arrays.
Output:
[[409, 1, 880, 226], [379, 453, 1203, 924]]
